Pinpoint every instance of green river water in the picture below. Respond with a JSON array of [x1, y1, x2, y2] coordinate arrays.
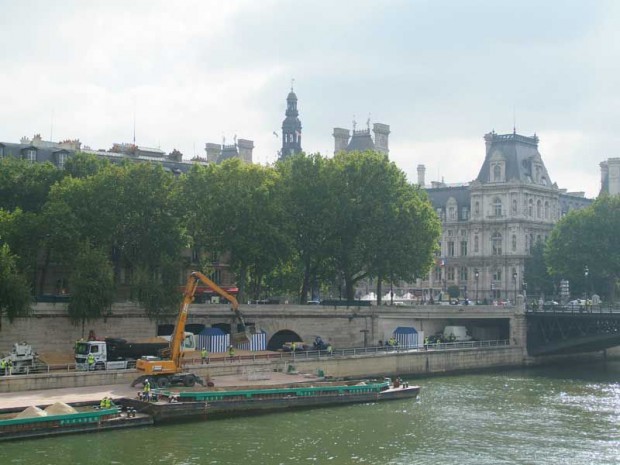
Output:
[[1, 361, 619, 465]]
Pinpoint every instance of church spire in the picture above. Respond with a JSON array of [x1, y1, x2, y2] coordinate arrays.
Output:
[[280, 84, 302, 160]]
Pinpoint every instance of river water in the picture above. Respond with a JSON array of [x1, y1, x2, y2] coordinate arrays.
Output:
[[2, 361, 619, 465]]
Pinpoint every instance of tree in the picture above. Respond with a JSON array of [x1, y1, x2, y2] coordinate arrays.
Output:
[[63, 152, 110, 178], [67, 243, 115, 336], [276, 153, 335, 303], [545, 195, 620, 301], [326, 151, 440, 301], [0, 243, 31, 329], [524, 240, 556, 298]]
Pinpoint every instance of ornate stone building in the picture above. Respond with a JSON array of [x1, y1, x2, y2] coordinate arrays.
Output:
[[333, 120, 390, 155], [279, 87, 302, 160], [419, 131, 591, 302]]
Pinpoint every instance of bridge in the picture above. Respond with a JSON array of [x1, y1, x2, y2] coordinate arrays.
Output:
[[525, 305, 620, 356]]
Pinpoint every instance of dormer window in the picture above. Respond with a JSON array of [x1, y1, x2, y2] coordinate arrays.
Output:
[[24, 148, 37, 163], [446, 197, 458, 221], [493, 197, 502, 217], [493, 164, 501, 181], [55, 151, 68, 169]]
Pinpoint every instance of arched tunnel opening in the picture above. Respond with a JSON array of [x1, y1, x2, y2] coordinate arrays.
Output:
[[267, 330, 302, 351]]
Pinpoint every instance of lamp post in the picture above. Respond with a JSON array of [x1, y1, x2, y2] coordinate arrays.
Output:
[[474, 269, 479, 304], [584, 265, 589, 310], [513, 271, 517, 305]]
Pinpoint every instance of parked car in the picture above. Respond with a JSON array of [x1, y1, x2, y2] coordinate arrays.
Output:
[[567, 299, 591, 310], [542, 300, 559, 310]]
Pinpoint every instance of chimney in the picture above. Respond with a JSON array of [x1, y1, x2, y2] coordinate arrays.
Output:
[[373, 123, 390, 154], [237, 139, 254, 163], [607, 158, 620, 196], [333, 128, 350, 154], [417, 164, 426, 187], [205, 143, 221, 163], [484, 131, 495, 155]]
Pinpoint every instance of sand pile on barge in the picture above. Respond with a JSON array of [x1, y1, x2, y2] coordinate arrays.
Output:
[[45, 402, 77, 414], [15, 406, 48, 418]]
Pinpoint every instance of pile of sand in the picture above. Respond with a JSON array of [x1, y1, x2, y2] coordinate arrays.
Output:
[[15, 406, 48, 419], [44, 402, 77, 415]]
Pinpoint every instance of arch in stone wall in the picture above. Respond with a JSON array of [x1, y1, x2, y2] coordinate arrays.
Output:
[[267, 329, 303, 351]]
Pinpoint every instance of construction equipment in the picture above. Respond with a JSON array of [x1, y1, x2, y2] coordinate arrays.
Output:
[[0, 342, 43, 375], [131, 271, 251, 388]]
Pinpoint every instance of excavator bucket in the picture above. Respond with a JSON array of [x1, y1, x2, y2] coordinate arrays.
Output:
[[231, 330, 251, 346]]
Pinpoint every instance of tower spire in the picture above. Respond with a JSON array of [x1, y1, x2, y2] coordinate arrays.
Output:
[[279, 85, 302, 160]]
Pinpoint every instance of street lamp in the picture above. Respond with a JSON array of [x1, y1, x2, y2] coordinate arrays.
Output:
[[513, 271, 517, 305], [584, 265, 589, 309], [474, 269, 479, 304]]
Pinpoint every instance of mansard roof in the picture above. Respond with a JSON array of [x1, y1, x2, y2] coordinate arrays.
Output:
[[425, 185, 471, 210], [476, 131, 553, 186], [347, 129, 375, 152]]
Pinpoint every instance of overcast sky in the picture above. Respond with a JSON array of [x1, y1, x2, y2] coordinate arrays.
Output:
[[1, 0, 618, 198]]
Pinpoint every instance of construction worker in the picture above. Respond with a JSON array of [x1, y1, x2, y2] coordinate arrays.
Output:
[[327, 344, 333, 356], [105, 397, 112, 408], [0, 359, 6, 376], [100, 397, 107, 409], [228, 345, 235, 362], [291, 342, 297, 352], [143, 379, 151, 401], [7, 360, 13, 376], [87, 353, 95, 371], [201, 347, 208, 365]]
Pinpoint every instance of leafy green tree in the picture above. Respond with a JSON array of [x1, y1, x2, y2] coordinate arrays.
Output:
[[326, 151, 440, 301], [276, 153, 336, 303], [0, 243, 31, 329], [524, 240, 556, 298], [64, 152, 110, 178], [546, 195, 620, 301], [67, 243, 115, 336], [0, 157, 64, 213]]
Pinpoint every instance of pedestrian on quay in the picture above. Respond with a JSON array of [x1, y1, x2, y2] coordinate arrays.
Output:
[[0, 359, 6, 376], [201, 347, 209, 365], [228, 345, 235, 362], [327, 344, 333, 356], [7, 360, 13, 376], [87, 353, 95, 371]]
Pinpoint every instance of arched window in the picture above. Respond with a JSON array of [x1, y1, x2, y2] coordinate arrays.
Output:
[[491, 232, 502, 256], [493, 164, 501, 181], [512, 199, 517, 214], [512, 235, 517, 252], [537, 199, 542, 218], [494, 198, 502, 217], [528, 199, 533, 217], [544, 201, 549, 219]]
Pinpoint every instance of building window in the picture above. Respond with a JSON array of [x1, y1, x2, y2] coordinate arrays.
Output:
[[493, 198, 502, 217], [493, 164, 501, 181], [461, 207, 468, 220], [57, 152, 67, 169], [537, 199, 542, 218], [25, 149, 36, 163], [459, 267, 468, 281], [544, 201, 549, 219], [512, 234, 517, 252], [448, 241, 455, 257], [474, 235, 479, 253], [528, 199, 533, 217], [460, 241, 467, 256], [434, 267, 442, 281], [491, 232, 502, 256], [448, 207, 456, 220], [474, 201, 480, 215], [493, 269, 502, 281], [447, 267, 455, 281], [512, 199, 517, 214]]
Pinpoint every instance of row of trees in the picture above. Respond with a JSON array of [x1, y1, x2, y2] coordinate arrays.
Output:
[[524, 195, 620, 302], [0, 151, 441, 326]]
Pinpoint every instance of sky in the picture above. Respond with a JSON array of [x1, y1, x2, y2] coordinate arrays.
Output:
[[1, 0, 618, 198]]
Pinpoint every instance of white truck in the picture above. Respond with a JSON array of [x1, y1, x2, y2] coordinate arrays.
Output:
[[443, 326, 473, 342], [1, 342, 41, 375], [75, 333, 197, 371]]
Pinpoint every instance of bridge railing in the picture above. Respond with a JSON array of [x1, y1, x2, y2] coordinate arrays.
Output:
[[526, 303, 620, 314]]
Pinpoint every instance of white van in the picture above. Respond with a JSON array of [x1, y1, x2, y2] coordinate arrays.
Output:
[[443, 326, 472, 342]]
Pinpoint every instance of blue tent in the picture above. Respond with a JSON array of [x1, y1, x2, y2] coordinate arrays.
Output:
[[197, 327, 230, 353], [392, 326, 420, 348]]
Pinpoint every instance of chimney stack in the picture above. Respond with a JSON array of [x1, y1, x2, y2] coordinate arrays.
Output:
[[417, 164, 426, 187], [333, 128, 350, 154], [237, 139, 254, 163], [205, 143, 221, 163]]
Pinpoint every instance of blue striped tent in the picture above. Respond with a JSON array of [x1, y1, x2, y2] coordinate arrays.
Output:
[[196, 327, 230, 353], [237, 330, 267, 351], [392, 327, 422, 348]]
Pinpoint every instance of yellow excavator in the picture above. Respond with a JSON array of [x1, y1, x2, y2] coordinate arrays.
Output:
[[131, 271, 251, 388]]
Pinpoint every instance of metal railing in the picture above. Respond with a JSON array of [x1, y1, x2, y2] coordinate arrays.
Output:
[[526, 304, 620, 315], [0, 340, 512, 379]]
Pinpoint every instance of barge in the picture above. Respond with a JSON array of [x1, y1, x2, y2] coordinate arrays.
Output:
[[0, 404, 152, 442], [124, 379, 420, 422]]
